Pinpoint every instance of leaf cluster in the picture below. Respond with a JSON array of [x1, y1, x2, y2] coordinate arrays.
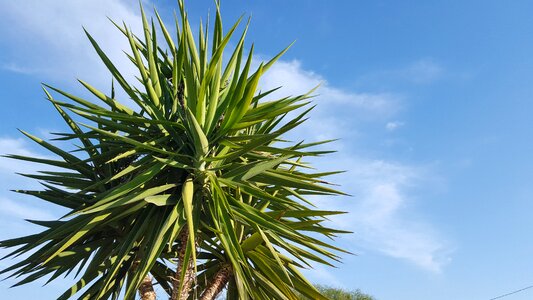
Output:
[[0, 1, 350, 299]]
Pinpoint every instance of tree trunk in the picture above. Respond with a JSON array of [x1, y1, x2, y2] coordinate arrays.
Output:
[[199, 264, 232, 300], [139, 275, 157, 300], [171, 228, 195, 300]]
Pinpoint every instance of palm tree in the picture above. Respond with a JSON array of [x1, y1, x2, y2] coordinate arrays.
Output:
[[0, 1, 350, 299]]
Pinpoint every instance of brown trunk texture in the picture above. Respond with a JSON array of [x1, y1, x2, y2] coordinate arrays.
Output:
[[171, 228, 195, 300], [199, 264, 232, 300], [139, 275, 156, 300]]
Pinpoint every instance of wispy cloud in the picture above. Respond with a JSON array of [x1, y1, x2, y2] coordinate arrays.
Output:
[[1, 63, 43, 75], [400, 59, 444, 84], [0, 0, 155, 115], [334, 158, 451, 272], [0, 138, 60, 233], [303, 265, 346, 289], [358, 58, 445, 87], [0, 137, 44, 175], [0, 136, 63, 181], [257, 59, 401, 142], [259, 59, 400, 116], [258, 57, 452, 273], [386, 121, 405, 131], [0, 197, 54, 221], [0, 0, 143, 89]]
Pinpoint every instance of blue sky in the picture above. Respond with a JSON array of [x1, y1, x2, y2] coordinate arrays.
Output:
[[1, 1, 533, 299]]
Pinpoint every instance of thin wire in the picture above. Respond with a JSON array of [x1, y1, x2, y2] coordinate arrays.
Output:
[[488, 284, 533, 300]]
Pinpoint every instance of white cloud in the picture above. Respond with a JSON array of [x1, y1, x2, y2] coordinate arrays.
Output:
[[357, 58, 444, 87], [0, 0, 143, 91], [402, 59, 443, 84], [1, 63, 42, 75], [0, 197, 54, 221], [0, 137, 63, 183], [0, 139, 66, 297], [259, 59, 399, 117], [0, 137, 44, 174], [303, 265, 346, 288], [0, 137, 35, 157], [259, 58, 452, 273], [257, 59, 401, 143], [333, 158, 451, 273], [0, 138, 60, 236], [386, 121, 404, 131]]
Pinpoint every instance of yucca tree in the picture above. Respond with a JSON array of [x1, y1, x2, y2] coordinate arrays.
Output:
[[0, 1, 350, 299]]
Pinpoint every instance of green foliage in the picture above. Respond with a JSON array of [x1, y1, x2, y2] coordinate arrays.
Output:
[[315, 285, 375, 300], [0, 1, 350, 299], [293, 285, 375, 300]]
